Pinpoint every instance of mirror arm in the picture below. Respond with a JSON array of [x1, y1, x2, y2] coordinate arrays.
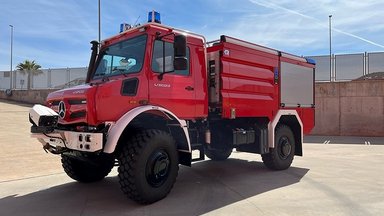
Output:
[[157, 38, 175, 80], [157, 40, 166, 81], [156, 32, 175, 81], [156, 32, 187, 80], [156, 31, 175, 40], [163, 40, 166, 77], [158, 70, 175, 81], [158, 73, 164, 81]]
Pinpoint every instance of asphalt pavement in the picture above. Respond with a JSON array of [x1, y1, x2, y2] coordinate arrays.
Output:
[[0, 99, 383, 216]]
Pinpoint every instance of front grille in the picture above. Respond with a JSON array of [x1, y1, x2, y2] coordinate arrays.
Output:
[[51, 100, 60, 106], [50, 99, 86, 106], [70, 110, 86, 119]]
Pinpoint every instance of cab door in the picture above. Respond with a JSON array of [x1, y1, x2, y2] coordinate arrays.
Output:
[[148, 40, 195, 119], [93, 35, 148, 122]]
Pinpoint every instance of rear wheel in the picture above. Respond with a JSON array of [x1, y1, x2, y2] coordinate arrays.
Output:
[[262, 124, 295, 170], [117, 129, 179, 204], [204, 145, 232, 161], [204, 124, 233, 161], [61, 154, 115, 183]]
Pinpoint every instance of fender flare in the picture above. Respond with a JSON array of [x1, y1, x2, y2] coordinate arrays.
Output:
[[103, 105, 190, 154], [268, 109, 303, 148]]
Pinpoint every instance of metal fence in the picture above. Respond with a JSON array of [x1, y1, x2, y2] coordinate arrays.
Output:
[[308, 52, 384, 82], [1, 51, 384, 88], [0, 67, 87, 90]]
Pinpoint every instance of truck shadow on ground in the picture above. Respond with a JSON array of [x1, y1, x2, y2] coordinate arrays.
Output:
[[0, 158, 308, 216]]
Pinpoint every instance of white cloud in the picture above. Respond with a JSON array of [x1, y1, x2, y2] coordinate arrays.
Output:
[[198, 0, 384, 55]]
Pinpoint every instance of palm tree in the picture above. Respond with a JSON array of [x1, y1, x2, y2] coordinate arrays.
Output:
[[16, 60, 43, 89]]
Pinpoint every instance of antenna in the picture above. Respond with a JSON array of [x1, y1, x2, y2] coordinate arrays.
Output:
[[133, 16, 140, 26]]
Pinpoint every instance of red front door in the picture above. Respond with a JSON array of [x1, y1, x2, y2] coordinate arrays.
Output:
[[148, 40, 195, 119], [149, 72, 195, 119]]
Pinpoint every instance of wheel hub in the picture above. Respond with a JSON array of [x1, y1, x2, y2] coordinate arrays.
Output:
[[146, 150, 170, 187], [278, 137, 292, 159]]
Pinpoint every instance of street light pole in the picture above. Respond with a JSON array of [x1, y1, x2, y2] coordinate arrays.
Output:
[[9, 25, 14, 89], [329, 15, 332, 82], [98, 0, 101, 45]]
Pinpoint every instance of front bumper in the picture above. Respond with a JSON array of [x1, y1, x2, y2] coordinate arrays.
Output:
[[31, 130, 103, 153], [29, 104, 103, 153]]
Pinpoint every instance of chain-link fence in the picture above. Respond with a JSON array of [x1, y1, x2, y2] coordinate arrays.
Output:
[[0, 67, 87, 90], [308, 52, 384, 82]]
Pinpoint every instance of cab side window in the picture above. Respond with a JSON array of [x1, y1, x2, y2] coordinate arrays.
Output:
[[151, 40, 190, 76]]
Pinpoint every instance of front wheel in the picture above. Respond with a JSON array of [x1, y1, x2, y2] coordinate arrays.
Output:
[[262, 124, 295, 170], [118, 129, 179, 204]]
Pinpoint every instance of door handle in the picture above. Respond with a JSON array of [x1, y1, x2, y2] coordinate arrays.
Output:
[[185, 86, 194, 91]]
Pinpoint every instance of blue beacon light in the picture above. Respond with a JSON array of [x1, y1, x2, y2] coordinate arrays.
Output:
[[148, 11, 161, 24], [120, 23, 131, 33]]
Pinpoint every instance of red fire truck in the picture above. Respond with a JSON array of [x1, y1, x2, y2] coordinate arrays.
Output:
[[29, 12, 315, 204]]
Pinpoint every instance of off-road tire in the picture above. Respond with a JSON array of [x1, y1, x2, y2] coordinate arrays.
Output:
[[117, 129, 179, 204], [61, 154, 115, 183], [262, 124, 295, 170], [204, 145, 232, 161], [204, 124, 233, 161]]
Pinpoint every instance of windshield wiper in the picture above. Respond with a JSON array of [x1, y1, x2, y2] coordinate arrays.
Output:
[[112, 67, 128, 77], [101, 75, 109, 82]]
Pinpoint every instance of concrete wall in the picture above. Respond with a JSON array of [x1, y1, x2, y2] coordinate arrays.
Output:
[[1, 80, 383, 136], [0, 89, 56, 105], [312, 80, 384, 136]]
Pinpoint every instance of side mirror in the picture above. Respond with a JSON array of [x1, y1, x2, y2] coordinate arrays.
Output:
[[174, 57, 187, 70], [174, 35, 187, 70], [174, 35, 186, 57]]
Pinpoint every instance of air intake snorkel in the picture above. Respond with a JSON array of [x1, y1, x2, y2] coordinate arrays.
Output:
[[85, 40, 99, 83]]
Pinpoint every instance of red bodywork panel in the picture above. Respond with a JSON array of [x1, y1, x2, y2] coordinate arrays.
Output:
[[208, 40, 279, 120], [207, 36, 315, 134]]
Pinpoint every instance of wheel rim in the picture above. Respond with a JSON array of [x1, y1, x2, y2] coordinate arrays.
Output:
[[145, 149, 170, 187], [278, 136, 292, 160]]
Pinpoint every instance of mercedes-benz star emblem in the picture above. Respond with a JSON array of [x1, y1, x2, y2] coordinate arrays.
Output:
[[58, 101, 66, 119]]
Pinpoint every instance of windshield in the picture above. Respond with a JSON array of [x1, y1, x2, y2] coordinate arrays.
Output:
[[93, 34, 147, 79]]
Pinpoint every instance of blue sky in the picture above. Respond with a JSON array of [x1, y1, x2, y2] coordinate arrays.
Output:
[[0, 0, 384, 71]]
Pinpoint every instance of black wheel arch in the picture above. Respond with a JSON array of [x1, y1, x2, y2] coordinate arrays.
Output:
[[115, 111, 190, 165], [278, 115, 302, 156]]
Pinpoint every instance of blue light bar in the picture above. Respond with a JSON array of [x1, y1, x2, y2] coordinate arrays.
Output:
[[306, 58, 316, 65], [148, 11, 161, 24], [120, 23, 131, 33]]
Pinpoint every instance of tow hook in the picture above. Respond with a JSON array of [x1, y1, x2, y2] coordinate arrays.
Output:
[[43, 143, 49, 153], [43, 143, 66, 154]]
